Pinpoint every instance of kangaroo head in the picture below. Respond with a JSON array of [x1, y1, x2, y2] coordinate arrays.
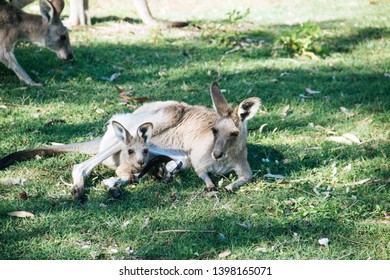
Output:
[[112, 121, 153, 171], [210, 82, 261, 161], [40, 0, 73, 61]]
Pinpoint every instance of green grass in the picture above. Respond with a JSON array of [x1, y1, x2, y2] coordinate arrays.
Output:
[[0, 0, 389, 260]]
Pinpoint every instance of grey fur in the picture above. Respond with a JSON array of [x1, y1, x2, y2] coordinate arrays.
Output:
[[0, 0, 73, 86]]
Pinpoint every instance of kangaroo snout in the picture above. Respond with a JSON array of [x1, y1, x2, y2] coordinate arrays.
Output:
[[57, 49, 74, 61], [212, 149, 225, 161]]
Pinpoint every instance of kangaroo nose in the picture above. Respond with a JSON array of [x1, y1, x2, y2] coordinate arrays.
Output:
[[137, 160, 144, 166], [212, 151, 224, 161]]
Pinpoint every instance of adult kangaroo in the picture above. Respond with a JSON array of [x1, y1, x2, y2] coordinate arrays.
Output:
[[0, 0, 73, 86], [72, 82, 261, 198], [0, 83, 261, 201]]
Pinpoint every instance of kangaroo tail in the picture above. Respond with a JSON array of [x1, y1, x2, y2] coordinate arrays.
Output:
[[0, 137, 102, 170]]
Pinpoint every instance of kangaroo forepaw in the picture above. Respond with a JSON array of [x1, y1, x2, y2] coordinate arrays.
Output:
[[70, 185, 86, 203], [108, 187, 123, 199], [204, 183, 217, 192], [224, 185, 234, 193], [102, 177, 129, 199]]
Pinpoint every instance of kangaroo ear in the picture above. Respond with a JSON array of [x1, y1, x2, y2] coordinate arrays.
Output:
[[235, 97, 261, 123], [210, 82, 232, 117], [112, 121, 133, 145], [40, 0, 55, 22], [137, 122, 153, 143], [49, 0, 65, 15]]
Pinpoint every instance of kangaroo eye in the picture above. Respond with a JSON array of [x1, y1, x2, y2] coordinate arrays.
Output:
[[143, 149, 149, 154], [128, 149, 134, 155], [212, 128, 218, 135]]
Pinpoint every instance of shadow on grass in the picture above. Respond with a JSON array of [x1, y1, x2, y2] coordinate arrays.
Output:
[[0, 187, 382, 260], [91, 16, 143, 25]]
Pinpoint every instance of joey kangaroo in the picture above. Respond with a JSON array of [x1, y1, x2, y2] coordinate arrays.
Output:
[[0, 0, 73, 86]]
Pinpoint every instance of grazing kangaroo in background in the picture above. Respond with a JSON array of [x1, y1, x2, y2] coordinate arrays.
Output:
[[0, 0, 73, 86]]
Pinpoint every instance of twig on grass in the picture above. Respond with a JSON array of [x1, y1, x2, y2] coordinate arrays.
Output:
[[155, 229, 217, 234]]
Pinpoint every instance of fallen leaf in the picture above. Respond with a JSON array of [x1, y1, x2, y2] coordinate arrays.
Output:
[[50, 142, 65, 146], [313, 184, 321, 196], [342, 133, 361, 144], [262, 158, 271, 163], [340, 107, 355, 117], [181, 84, 198, 92], [356, 117, 372, 125], [270, 78, 278, 83], [318, 238, 329, 247], [384, 73, 390, 78], [236, 222, 251, 229], [303, 51, 318, 60], [18, 191, 28, 200], [264, 173, 285, 179], [225, 46, 241, 55], [108, 247, 119, 254], [306, 87, 321, 95], [343, 163, 352, 172], [0, 104, 7, 109], [114, 85, 132, 95], [141, 217, 150, 229], [344, 178, 371, 186], [315, 125, 336, 135], [280, 105, 290, 117], [255, 247, 268, 253], [122, 220, 130, 229], [218, 250, 231, 258], [102, 73, 121, 82], [57, 89, 70, 93], [218, 233, 226, 240], [0, 178, 27, 186], [118, 91, 150, 104], [326, 136, 353, 145], [113, 65, 125, 71], [8, 211, 35, 218]]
